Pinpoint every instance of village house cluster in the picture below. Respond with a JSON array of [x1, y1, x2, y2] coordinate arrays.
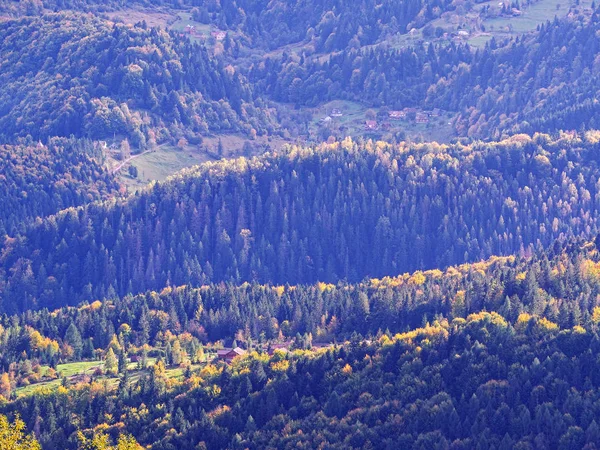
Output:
[[365, 108, 442, 130], [184, 24, 227, 41], [320, 106, 443, 132]]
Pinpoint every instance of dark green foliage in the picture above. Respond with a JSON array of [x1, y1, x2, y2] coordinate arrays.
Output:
[[64, 322, 83, 360], [0, 13, 274, 144], [3, 133, 600, 313], [2, 234, 599, 365], [0, 138, 119, 236], [200, 0, 455, 51], [6, 304, 600, 449], [250, 43, 472, 108], [427, 9, 600, 137]]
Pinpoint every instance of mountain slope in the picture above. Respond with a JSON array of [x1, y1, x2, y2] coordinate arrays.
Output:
[[427, 8, 600, 138], [3, 132, 600, 312], [0, 138, 120, 236], [4, 235, 600, 448], [0, 13, 275, 145]]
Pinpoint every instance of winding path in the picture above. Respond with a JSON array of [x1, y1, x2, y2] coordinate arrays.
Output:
[[110, 149, 152, 174]]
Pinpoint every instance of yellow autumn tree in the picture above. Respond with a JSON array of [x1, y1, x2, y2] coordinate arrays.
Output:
[[0, 414, 41, 450], [78, 431, 142, 450], [104, 348, 118, 374], [0, 372, 11, 400]]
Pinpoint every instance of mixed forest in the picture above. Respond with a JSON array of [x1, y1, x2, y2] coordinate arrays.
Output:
[[2, 0, 600, 449]]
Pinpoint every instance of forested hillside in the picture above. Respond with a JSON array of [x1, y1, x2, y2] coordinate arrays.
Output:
[[250, 43, 473, 108], [426, 8, 600, 138], [0, 13, 274, 145], [0, 0, 455, 49], [3, 132, 600, 313], [249, 6, 600, 139], [2, 235, 599, 370], [0, 138, 120, 236], [195, 0, 455, 51], [0, 0, 456, 52], [4, 1, 600, 449], [4, 238, 600, 448]]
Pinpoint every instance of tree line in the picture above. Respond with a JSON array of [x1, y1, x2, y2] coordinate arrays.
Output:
[[0, 138, 120, 237], [0, 13, 276, 146], [5, 302, 600, 449], [3, 133, 600, 313]]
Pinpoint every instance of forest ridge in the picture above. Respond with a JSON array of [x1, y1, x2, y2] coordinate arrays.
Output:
[[1, 0, 600, 449]]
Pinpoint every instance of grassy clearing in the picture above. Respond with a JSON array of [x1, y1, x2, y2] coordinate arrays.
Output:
[[105, 8, 176, 29], [120, 144, 212, 190], [308, 100, 456, 144], [118, 134, 288, 192], [57, 361, 103, 377], [15, 357, 206, 398], [169, 12, 213, 45], [469, 0, 595, 46], [15, 379, 62, 396]]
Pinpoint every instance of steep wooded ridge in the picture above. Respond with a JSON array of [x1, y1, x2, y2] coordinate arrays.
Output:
[[0, 0, 457, 51], [249, 43, 473, 108], [197, 0, 455, 51], [5, 2, 600, 450], [0, 13, 274, 145], [426, 9, 600, 138], [3, 132, 600, 313], [0, 139, 120, 236], [4, 239, 600, 448], [1, 236, 598, 363]]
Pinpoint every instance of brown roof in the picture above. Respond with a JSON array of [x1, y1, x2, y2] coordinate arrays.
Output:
[[217, 347, 246, 357]]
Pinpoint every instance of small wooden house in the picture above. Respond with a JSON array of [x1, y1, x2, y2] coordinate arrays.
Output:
[[389, 110, 406, 120], [365, 120, 378, 130], [212, 31, 227, 41], [416, 113, 429, 124], [217, 347, 246, 363]]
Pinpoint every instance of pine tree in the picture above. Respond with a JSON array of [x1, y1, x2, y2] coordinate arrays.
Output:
[[105, 348, 118, 375], [65, 322, 83, 360], [118, 350, 128, 374]]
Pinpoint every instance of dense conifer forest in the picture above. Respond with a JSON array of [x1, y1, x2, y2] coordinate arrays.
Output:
[[0, 139, 120, 236], [4, 133, 600, 313], [3, 238, 600, 448], [3, 1, 600, 449], [0, 13, 275, 145], [427, 9, 600, 138]]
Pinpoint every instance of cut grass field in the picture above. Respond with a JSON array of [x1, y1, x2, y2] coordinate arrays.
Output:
[[14, 357, 202, 398], [119, 144, 213, 190], [56, 360, 103, 377], [117, 134, 288, 192], [469, 0, 595, 46], [105, 8, 176, 29]]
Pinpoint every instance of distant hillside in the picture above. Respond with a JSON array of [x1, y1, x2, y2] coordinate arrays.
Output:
[[427, 7, 600, 138], [0, 0, 457, 51], [194, 0, 455, 51], [0, 13, 276, 145], [250, 43, 472, 108], [0, 138, 120, 237], [3, 132, 600, 312], [247, 5, 600, 139], [0, 0, 172, 15]]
